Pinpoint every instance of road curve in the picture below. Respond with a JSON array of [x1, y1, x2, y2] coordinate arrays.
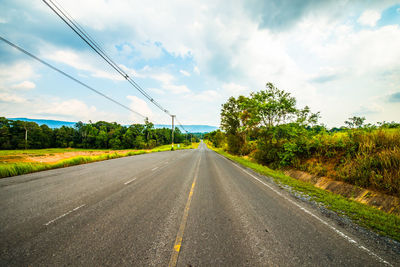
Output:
[[0, 142, 399, 266]]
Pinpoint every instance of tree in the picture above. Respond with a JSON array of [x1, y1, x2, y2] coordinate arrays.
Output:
[[245, 83, 297, 128], [345, 116, 366, 129], [221, 96, 242, 135], [0, 118, 188, 150], [296, 106, 320, 126], [0, 117, 12, 149], [220, 96, 247, 154]]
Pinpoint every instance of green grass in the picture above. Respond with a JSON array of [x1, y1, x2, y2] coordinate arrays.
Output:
[[208, 144, 400, 242], [0, 143, 199, 179], [0, 148, 108, 156]]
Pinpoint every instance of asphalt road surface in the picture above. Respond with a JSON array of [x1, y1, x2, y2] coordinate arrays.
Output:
[[1, 142, 399, 266]]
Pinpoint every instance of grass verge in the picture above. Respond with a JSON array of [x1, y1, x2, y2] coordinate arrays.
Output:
[[0, 143, 198, 179], [208, 144, 400, 242]]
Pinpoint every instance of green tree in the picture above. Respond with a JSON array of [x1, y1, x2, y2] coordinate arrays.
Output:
[[245, 83, 297, 128], [345, 116, 366, 129], [0, 117, 12, 149]]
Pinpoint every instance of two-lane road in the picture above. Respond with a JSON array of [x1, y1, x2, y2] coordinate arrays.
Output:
[[1, 142, 399, 266]]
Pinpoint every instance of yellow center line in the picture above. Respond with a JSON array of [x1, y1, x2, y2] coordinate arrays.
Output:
[[168, 157, 201, 267]]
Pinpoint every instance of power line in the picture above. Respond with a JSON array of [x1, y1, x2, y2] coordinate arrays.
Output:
[[0, 36, 148, 120], [43, 0, 171, 116], [175, 117, 189, 134]]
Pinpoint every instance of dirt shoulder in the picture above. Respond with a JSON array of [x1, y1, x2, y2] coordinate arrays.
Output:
[[0, 149, 143, 164]]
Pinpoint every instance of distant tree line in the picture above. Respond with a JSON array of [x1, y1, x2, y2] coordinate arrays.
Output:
[[0, 117, 198, 150]]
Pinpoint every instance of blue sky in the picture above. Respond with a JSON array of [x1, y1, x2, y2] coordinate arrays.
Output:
[[1, 0, 400, 127]]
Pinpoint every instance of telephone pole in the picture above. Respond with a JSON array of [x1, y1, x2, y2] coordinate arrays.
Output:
[[171, 115, 175, 148]]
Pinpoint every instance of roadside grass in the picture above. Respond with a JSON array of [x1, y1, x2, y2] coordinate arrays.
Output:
[[0, 148, 107, 156], [0, 143, 199, 179], [208, 144, 400, 242]]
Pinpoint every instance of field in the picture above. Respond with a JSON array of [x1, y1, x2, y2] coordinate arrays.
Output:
[[0, 143, 198, 178]]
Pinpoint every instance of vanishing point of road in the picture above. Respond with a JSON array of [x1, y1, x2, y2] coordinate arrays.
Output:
[[1, 142, 399, 266]]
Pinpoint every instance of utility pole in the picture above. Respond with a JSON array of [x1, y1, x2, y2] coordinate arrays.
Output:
[[171, 115, 175, 148]]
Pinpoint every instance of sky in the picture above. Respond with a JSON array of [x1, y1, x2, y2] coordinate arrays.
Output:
[[0, 0, 400, 127]]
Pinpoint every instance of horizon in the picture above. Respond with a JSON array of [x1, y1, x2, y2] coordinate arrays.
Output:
[[7, 117, 219, 127]]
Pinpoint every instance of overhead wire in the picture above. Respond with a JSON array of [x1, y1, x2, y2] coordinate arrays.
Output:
[[43, 0, 171, 116], [0, 36, 148, 120], [175, 117, 189, 134]]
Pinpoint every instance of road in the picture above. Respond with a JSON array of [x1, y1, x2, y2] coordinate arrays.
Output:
[[0, 142, 399, 266]]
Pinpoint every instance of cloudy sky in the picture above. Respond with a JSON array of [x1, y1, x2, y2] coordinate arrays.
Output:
[[1, 0, 399, 127]]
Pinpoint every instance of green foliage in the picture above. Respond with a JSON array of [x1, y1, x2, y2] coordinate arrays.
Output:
[[204, 130, 225, 148], [345, 116, 366, 129], [244, 82, 298, 128], [0, 117, 193, 150], [219, 83, 320, 157], [218, 82, 400, 197]]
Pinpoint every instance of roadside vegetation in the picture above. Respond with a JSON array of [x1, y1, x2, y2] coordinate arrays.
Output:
[[204, 82, 400, 240], [0, 117, 198, 150], [0, 143, 198, 178], [0, 117, 200, 178], [207, 143, 400, 241], [205, 83, 400, 197]]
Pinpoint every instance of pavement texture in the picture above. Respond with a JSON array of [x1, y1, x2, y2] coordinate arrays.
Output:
[[1, 142, 399, 266]]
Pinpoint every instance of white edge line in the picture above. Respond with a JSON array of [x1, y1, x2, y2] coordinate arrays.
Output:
[[44, 204, 86, 226], [217, 154, 392, 266], [124, 178, 136, 185]]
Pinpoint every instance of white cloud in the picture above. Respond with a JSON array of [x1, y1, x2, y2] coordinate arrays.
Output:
[[222, 82, 248, 96], [0, 92, 27, 104], [179, 70, 191, 76], [11, 81, 36, 90], [119, 64, 144, 78], [37, 99, 97, 118], [357, 10, 381, 27], [150, 72, 191, 94], [135, 42, 162, 59], [0, 94, 122, 122], [0, 62, 37, 88], [148, 88, 165, 95], [119, 44, 133, 56], [127, 95, 154, 122], [354, 103, 384, 116], [163, 84, 190, 94], [44, 49, 123, 81], [151, 73, 175, 84], [190, 90, 220, 102]]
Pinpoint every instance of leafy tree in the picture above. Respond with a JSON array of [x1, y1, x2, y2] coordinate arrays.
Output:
[[0, 117, 189, 150], [245, 83, 297, 128], [0, 117, 12, 149], [345, 116, 366, 129], [220, 96, 247, 154]]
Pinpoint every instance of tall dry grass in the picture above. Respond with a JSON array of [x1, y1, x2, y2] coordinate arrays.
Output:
[[302, 129, 400, 196]]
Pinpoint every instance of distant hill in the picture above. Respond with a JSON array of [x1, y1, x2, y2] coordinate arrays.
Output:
[[8, 118, 77, 128], [8, 118, 218, 133], [153, 124, 218, 133]]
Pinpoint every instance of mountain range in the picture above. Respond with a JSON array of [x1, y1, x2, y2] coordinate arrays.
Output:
[[8, 118, 218, 133]]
